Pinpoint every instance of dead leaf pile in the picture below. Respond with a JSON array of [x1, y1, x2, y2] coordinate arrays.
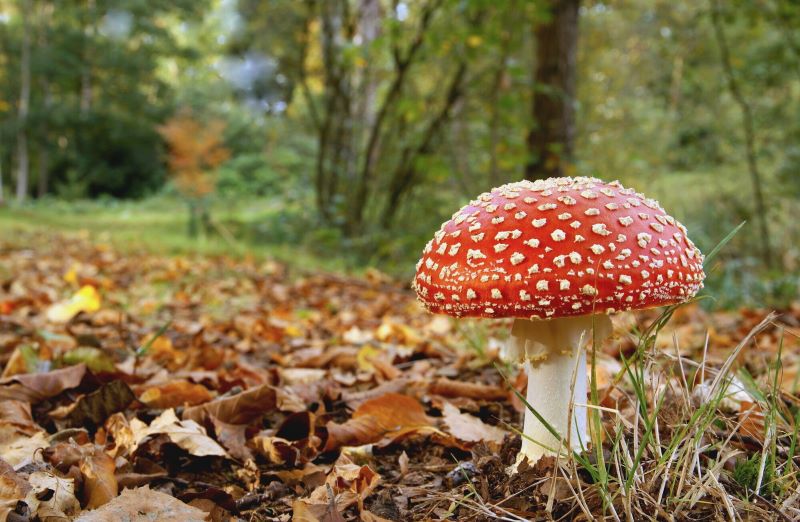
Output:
[[0, 230, 797, 520]]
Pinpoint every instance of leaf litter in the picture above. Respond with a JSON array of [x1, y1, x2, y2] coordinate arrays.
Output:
[[0, 231, 798, 520]]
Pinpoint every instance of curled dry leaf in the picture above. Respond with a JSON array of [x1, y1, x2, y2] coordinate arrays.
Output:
[[0, 364, 87, 403], [441, 402, 507, 445], [129, 409, 227, 458], [74, 486, 208, 522], [293, 455, 379, 522], [325, 393, 437, 451], [0, 399, 43, 435], [252, 435, 306, 467], [43, 440, 118, 508], [428, 378, 507, 402], [79, 449, 118, 509], [182, 384, 276, 425]]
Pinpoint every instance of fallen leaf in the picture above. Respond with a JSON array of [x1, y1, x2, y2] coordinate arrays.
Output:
[[0, 400, 43, 435], [398, 451, 409, 475], [356, 345, 382, 372], [49, 380, 135, 429], [325, 393, 435, 451], [79, 449, 118, 509], [141, 335, 186, 370], [46, 285, 101, 323], [74, 486, 207, 522], [209, 416, 252, 461], [361, 510, 395, 522], [738, 401, 765, 441], [293, 455, 379, 521], [280, 368, 327, 386], [441, 402, 507, 444], [0, 364, 87, 403], [182, 384, 276, 425], [292, 496, 345, 522], [139, 380, 214, 409], [1, 345, 41, 378], [24, 471, 81, 519], [428, 378, 507, 401], [0, 458, 30, 500], [252, 435, 306, 466], [0, 425, 48, 469], [60, 347, 116, 373], [130, 408, 227, 457]]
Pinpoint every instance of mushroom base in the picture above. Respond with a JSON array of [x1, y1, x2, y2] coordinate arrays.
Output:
[[507, 314, 612, 463]]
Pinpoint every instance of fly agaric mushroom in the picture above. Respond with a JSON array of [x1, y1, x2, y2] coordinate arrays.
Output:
[[413, 177, 705, 462]]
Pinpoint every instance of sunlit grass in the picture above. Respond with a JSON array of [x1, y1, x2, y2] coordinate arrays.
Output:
[[0, 196, 354, 276]]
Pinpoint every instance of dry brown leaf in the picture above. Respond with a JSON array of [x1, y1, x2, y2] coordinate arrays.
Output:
[[293, 455, 379, 521], [361, 510, 395, 522], [441, 402, 507, 444], [79, 450, 118, 509], [74, 486, 208, 522], [251, 435, 305, 466], [129, 409, 227, 457], [738, 401, 765, 441], [49, 380, 135, 429], [398, 451, 409, 476], [428, 378, 507, 401], [325, 393, 433, 451], [292, 497, 345, 522], [182, 384, 276, 425], [209, 416, 252, 461], [24, 471, 81, 520], [1, 347, 33, 378], [0, 458, 29, 501], [139, 380, 215, 409], [104, 413, 136, 458], [0, 364, 86, 403], [0, 400, 43, 435], [0, 425, 48, 469]]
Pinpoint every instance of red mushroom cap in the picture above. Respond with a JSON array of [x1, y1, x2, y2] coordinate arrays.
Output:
[[413, 177, 705, 319]]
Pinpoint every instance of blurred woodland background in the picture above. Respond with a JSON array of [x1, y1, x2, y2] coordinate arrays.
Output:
[[0, 0, 798, 306]]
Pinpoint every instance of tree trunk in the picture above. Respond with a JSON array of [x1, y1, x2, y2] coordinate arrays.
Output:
[[710, 0, 774, 269], [0, 152, 5, 205], [80, 0, 95, 116], [525, 0, 580, 181], [37, 2, 52, 198], [16, 0, 32, 202]]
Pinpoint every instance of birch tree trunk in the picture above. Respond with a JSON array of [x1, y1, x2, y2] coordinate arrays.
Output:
[[16, 0, 32, 202]]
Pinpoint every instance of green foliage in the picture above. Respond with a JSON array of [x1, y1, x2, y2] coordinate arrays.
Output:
[[53, 111, 166, 198], [733, 453, 779, 497]]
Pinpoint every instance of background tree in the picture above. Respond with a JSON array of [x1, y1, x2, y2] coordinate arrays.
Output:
[[526, 0, 580, 181], [158, 110, 230, 237]]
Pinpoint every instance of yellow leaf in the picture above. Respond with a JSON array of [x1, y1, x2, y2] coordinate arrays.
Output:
[[63, 264, 80, 285], [46, 286, 101, 323], [357, 345, 381, 372], [467, 35, 482, 48], [284, 324, 303, 337]]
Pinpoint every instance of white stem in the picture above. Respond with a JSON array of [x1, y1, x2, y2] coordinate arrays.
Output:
[[521, 346, 587, 461], [506, 314, 613, 463]]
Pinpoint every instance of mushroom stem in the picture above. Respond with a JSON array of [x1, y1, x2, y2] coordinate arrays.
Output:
[[507, 314, 612, 463]]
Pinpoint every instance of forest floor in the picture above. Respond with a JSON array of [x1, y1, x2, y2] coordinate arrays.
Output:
[[0, 229, 799, 521]]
